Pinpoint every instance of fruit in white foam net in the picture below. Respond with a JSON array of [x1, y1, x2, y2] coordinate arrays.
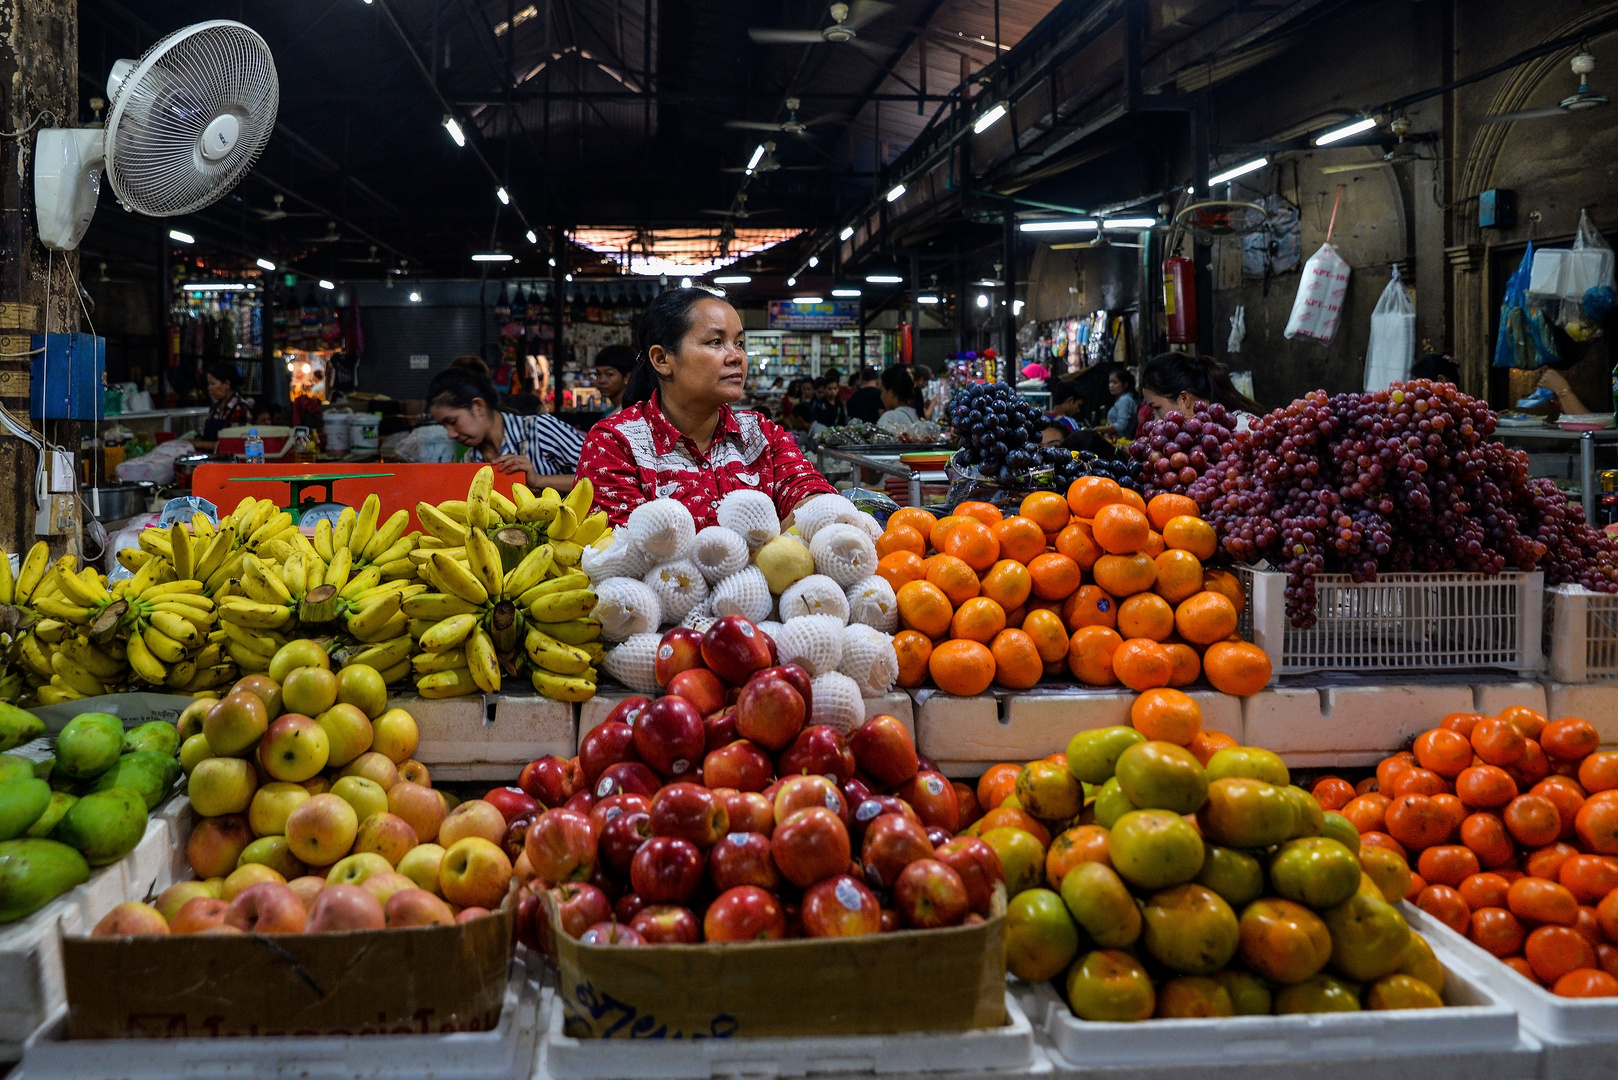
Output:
[[808, 523, 879, 588], [643, 559, 708, 624], [810, 671, 864, 733], [691, 526, 751, 585], [627, 499, 696, 562], [774, 615, 846, 677], [779, 574, 850, 623], [709, 565, 773, 623], [754, 534, 815, 594], [716, 490, 781, 551], [593, 577, 662, 642], [839, 624, 898, 695], [602, 632, 661, 693], [793, 493, 863, 542], [581, 533, 653, 584], [845, 575, 898, 632]]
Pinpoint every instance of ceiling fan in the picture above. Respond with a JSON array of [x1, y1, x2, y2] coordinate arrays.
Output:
[[699, 193, 779, 220], [725, 97, 839, 137], [340, 244, 383, 264], [301, 221, 343, 243], [720, 140, 822, 174], [747, 2, 895, 58], [1320, 117, 1426, 174], [1483, 50, 1608, 125], [252, 193, 318, 220]]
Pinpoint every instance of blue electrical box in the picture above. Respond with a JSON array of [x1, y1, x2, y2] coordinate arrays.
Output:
[[30, 333, 105, 421], [1479, 189, 1516, 229]]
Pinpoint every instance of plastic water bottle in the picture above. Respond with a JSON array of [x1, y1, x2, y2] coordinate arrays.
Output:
[[244, 427, 264, 466]]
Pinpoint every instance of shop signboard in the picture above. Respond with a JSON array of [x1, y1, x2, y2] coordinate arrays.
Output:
[[767, 301, 859, 330]]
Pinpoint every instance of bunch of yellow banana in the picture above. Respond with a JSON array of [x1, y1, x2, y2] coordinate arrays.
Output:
[[406, 467, 604, 700], [416, 473, 608, 570], [108, 553, 232, 693], [312, 493, 419, 581]]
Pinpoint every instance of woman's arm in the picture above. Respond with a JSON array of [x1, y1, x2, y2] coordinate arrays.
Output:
[[762, 417, 836, 519], [1539, 369, 1595, 415]]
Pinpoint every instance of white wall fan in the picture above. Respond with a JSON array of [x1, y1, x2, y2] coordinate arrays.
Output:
[[1482, 50, 1608, 125], [34, 19, 278, 251]]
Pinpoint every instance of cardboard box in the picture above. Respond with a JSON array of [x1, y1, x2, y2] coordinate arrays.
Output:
[[60, 911, 512, 1040], [551, 908, 1006, 1040]]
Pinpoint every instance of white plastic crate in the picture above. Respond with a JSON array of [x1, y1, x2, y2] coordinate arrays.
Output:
[[1403, 902, 1618, 1079], [542, 989, 1037, 1080], [1239, 566, 1544, 675], [16, 956, 539, 1080], [1546, 584, 1618, 683], [1018, 925, 1519, 1070]]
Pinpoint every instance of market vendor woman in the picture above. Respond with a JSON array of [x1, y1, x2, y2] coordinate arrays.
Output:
[[578, 288, 836, 527], [427, 358, 583, 490], [191, 363, 252, 453]]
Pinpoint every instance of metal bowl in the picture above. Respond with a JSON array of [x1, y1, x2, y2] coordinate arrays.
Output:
[[87, 483, 151, 523], [172, 453, 216, 488]]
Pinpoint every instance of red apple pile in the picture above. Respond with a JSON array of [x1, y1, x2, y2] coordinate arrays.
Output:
[[512, 616, 1004, 948]]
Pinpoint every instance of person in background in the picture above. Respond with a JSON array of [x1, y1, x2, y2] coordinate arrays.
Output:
[[878, 366, 922, 427], [1046, 381, 1085, 438], [1141, 353, 1262, 429], [812, 376, 847, 427], [779, 378, 806, 418], [593, 344, 637, 415], [1534, 367, 1598, 415], [253, 401, 283, 428], [846, 367, 884, 423], [577, 287, 836, 527], [193, 362, 252, 452], [1411, 353, 1461, 385], [782, 402, 827, 448], [912, 365, 939, 419], [427, 359, 581, 490], [1099, 367, 1141, 438]]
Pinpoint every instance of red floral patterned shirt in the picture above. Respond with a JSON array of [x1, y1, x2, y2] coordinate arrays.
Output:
[[579, 392, 836, 528]]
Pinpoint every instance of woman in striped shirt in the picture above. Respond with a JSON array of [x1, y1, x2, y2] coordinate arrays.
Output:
[[427, 357, 583, 490]]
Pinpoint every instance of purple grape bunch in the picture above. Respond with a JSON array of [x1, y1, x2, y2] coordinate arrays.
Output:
[[1181, 381, 1618, 627]]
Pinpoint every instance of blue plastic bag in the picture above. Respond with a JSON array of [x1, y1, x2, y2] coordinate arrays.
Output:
[[1494, 243, 1561, 369]]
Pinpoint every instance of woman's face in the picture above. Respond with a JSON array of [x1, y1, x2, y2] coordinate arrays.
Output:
[[1109, 373, 1124, 395], [1143, 388, 1200, 421], [650, 298, 746, 407], [1040, 426, 1064, 447], [206, 375, 233, 402], [880, 385, 898, 410], [430, 398, 495, 447]]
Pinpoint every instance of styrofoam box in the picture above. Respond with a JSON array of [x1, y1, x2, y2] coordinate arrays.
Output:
[[1546, 682, 1618, 744], [1403, 902, 1618, 1079], [580, 690, 916, 752], [0, 796, 191, 1059], [1241, 682, 1474, 767], [1018, 928, 1519, 1070], [397, 691, 576, 780], [16, 956, 540, 1080], [542, 990, 1036, 1080]]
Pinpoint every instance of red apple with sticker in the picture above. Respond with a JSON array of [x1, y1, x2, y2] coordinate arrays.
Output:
[[777, 724, 857, 783], [894, 858, 969, 928], [735, 673, 805, 752], [629, 836, 706, 903], [849, 795, 918, 846], [593, 761, 661, 800], [655, 627, 707, 687], [716, 789, 775, 835], [631, 904, 701, 944], [894, 771, 959, 832], [553, 881, 613, 939], [667, 668, 727, 716], [633, 695, 706, 780], [704, 707, 739, 753], [702, 739, 773, 792], [773, 774, 847, 827], [860, 813, 935, 889], [755, 664, 813, 714], [650, 782, 730, 847], [801, 874, 882, 937], [841, 776, 874, 811], [597, 810, 652, 881], [580, 921, 645, 946], [703, 885, 787, 941], [604, 696, 653, 728], [523, 807, 597, 884], [708, 831, 781, 892], [849, 715, 919, 788], [483, 786, 539, 824], [579, 721, 640, 785], [589, 792, 651, 834], [518, 755, 574, 808], [700, 616, 774, 687], [770, 806, 851, 888]]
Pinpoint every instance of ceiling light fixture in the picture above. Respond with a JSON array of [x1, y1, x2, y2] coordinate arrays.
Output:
[[886, 183, 906, 202], [409, 290, 421, 302], [831, 287, 861, 298], [680, 277, 693, 288], [808, 255, 819, 268], [255, 258, 275, 271], [976, 294, 989, 308], [1013, 299, 1025, 315], [793, 296, 824, 305], [318, 279, 335, 290], [713, 274, 751, 284], [746, 144, 766, 173], [1314, 117, 1376, 145], [182, 283, 247, 292], [865, 273, 903, 284], [525, 229, 538, 244], [472, 252, 514, 262], [973, 104, 1007, 134], [1102, 217, 1158, 229], [565, 273, 573, 281], [786, 276, 797, 286], [169, 230, 194, 244], [1020, 219, 1098, 233], [496, 187, 510, 205], [917, 294, 941, 304], [1209, 156, 1268, 185], [443, 116, 466, 147], [839, 226, 854, 241]]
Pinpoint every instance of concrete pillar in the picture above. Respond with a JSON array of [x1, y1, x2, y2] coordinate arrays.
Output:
[[0, 0, 81, 557]]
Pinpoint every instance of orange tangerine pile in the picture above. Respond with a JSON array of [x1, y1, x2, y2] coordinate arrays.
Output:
[[1315, 706, 1618, 998], [876, 480, 1272, 699]]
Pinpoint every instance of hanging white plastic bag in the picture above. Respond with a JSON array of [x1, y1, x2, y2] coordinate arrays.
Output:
[[1364, 271, 1416, 391], [1284, 242, 1351, 343], [1561, 209, 1615, 339], [1227, 305, 1246, 353]]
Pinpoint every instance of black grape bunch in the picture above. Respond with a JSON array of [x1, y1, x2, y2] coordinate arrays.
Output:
[[949, 382, 1139, 490]]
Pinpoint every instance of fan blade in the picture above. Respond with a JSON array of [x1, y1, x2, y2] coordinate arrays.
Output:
[[847, 37, 892, 58], [1321, 161, 1393, 175], [844, 0, 894, 31], [724, 119, 788, 131], [803, 114, 843, 128], [748, 28, 826, 43], [1480, 105, 1569, 124]]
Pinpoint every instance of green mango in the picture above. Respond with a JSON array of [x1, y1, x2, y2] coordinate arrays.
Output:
[[32, 756, 53, 781], [0, 839, 90, 921], [0, 779, 51, 840], [25, 791, 76, 838], [90, 752, 180, 811], [122, 721, 181, 759], [55, 787, 147, 866], [0, 703, 45, 753], [55, 713, 124, 780], [0, 754, 34, 783]]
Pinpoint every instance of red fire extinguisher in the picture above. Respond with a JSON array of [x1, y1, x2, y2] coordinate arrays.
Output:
[[898, 322, 913, 365], [1163, 256, 1196, 345]]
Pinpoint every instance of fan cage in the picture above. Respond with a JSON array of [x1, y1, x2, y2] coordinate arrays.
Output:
[[1175, 200, 1269, 238], [106, 20, 279, 217]]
